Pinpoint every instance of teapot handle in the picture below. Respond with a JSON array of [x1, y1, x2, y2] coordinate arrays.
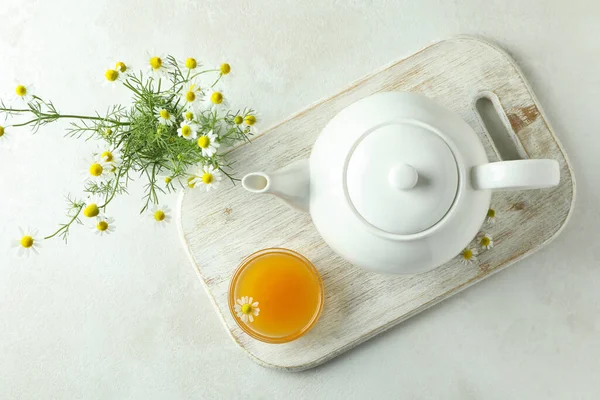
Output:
[[471, 159, 560, 190]]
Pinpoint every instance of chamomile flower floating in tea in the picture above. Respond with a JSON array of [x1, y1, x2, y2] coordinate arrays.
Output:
[[150, 205, 171, 225], [478, 233, 494, 250], [14, 83, 33, 103], [460, 247, 478, 265], [1, 55, 258, 245], [235, 296, 260, 323], [92, 216, 115, 236], [486, 208, 496, 225], [196, 130, 220, 157], [177, 120, 199, 141], [14, 227, 41, 257]]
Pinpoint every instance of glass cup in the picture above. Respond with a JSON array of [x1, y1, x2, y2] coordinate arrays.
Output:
[[228, 248, 324, 344]]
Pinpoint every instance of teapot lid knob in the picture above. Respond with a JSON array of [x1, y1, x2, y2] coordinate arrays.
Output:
[[389, 164, 418, 190]]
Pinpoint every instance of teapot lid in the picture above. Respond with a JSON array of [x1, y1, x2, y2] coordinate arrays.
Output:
[[345, 122, 458, 235]]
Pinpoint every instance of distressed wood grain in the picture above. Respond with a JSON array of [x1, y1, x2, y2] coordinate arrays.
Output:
[[177, 37, 575, 371]]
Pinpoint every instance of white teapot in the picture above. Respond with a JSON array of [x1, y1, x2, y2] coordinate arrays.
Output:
[[242, 92, 559, 274]]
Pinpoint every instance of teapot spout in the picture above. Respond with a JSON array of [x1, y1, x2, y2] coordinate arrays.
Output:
[[242, 159, 310, 212]]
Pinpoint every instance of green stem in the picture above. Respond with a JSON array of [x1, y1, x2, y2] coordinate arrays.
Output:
[[100, 166, 124, 209], [43, 203, 84, 240]]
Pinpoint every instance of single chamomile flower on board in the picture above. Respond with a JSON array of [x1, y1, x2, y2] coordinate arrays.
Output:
[[149, 204, 171, 225], [155, 108, 176, 126], [235, 296, 260, 323], [196, 130, 220, 157], [459, 247, 479, 265], [83, 156, 111, 182], [203, 87, 227, 110], [13, 227, 41, 257], [243, 113, 259, 134], [177, 120, 199, 141], [14, 82, 34, 103], [486, 208, 497, 225], [478, 233, 494, 250], [180, 82, 202, 110], [115, 61, 130, 74], [147, 53, 168, 78], [193, 164, 222, 192], [82, 196, 103, 219], [91, 216, 115, 236]]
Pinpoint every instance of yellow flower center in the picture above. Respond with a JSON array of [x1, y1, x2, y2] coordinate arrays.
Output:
[[104, 128, 113, 136], [20, 235, 34, 248], [210, 91, 223, 104], [164, 177, 172, 184], [233, 116, 243, 125], [105, 69, 119, 82], [96, 221, 109, 231], [89, 163, 104, 177], [0, 126, 4, 137], [202, 173, 213, 184], [185, 91, 196, 102], [463, 249, 473, 260], [481, 237, 490, 246], [101, 151, 113, 162], [487, 208, 496, 218], [15, 85, 27, 97], [185, 58, 197, 69], [187, 176, 196, 188], [245, 115, 256, 126], [150, 56, 162, 70], [115, 61, 127, 72], [220, 63, 231, 75], [184, 111, 194, 121], [197, 136, 210, 149], [154, 210, 166, 221], [181, 125, 191, 137], [83, 204, 99, 218], [159, 109, 170, 119], [241, 304, 252, 314]]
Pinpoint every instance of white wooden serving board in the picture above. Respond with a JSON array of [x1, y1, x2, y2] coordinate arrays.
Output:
[[178, 37, 575, 371]]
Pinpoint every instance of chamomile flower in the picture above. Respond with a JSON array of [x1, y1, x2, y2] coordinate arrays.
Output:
[[203, 87, 227, 110], [103, 67, 121, 87], [13, 227, 41, 257], [182, 57, 199, 72], [182, 109, 196, 122], [91, 216, 115, 236], [14, 82, 34, 103], [194, 164, 222, 191], [180, 82, 202, 109], [235, 296, 260, 323], [155, 108, 175, 126], [459, 247, 479, 265], [486, 208, 497, 225], [177, 120, 199, 140], [219, 63, 231, 75], [196, 130, 220, 157], [149, 204, 171, 225], [82, 196, 103, 219], [115, 61, 129, 74], [147, 53, 168, 77], [0, 125, 7, 142], [243, 113, 258, 134], [84, 156, 111, 182], [478, 233, 494, 250]]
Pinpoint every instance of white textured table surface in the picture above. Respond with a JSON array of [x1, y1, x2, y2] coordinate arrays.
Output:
[[0, 1, 598, 398]]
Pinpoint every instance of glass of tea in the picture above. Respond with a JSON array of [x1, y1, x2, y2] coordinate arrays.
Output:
[[228, 248, 324, 344]]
